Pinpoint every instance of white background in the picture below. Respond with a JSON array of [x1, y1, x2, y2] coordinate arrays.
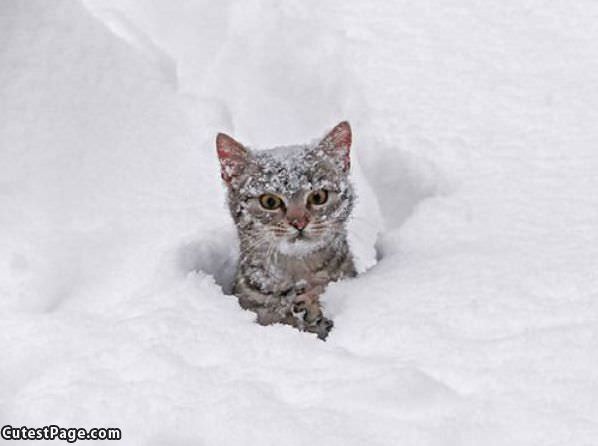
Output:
[[1, 1, 597, 444]]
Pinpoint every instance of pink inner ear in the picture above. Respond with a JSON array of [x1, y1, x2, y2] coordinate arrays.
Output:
[[216, 133, 248, 183], [321, 121, 352, 171], [330, 121, 352, 149]]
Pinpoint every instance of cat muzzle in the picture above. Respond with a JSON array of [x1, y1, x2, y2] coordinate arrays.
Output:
[[288, 216, 309, 231]]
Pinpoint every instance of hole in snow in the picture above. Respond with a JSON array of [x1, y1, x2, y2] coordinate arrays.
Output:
[[356, 139, 444, 260], [179, 139, 444, 293], [178, 165, 385, 291], [361, 144, 440, 230], [177, 229, 238, 294], [357, 140, 445, 266]]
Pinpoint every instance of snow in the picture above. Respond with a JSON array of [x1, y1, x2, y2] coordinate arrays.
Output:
[[1, 0, 597, 445]]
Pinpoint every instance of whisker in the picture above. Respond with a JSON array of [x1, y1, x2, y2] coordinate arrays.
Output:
[[240, 234, 266, 250], [239, 237, 269, 259]]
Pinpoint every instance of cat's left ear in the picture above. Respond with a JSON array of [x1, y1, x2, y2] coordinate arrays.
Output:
[[318, 121, 352, 171], [216, 133, 249, 184]]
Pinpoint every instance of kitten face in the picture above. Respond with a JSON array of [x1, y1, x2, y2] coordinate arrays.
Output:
[[217, 122, 353, 256]]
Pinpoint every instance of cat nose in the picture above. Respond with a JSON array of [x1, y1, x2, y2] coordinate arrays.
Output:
[[289, 216, 309, 231]]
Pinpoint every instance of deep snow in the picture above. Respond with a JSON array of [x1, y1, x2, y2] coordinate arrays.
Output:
[[1, 0, 597, 445]]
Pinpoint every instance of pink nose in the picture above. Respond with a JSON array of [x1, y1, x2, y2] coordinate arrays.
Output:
[[289, 216, 309, 231]]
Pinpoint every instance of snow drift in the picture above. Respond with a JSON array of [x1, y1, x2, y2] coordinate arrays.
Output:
[[1, 0, 597, 445]]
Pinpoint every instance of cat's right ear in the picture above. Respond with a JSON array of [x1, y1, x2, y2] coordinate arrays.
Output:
[[216, 133, 248, 184]]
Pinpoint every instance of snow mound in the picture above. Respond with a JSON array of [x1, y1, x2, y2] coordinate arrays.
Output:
[[2, 0, 598, 445]]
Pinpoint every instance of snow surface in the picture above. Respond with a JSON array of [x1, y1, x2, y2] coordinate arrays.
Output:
[[1, 0, 598, 444]]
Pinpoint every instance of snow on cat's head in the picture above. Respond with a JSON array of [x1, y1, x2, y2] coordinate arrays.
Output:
[[216, 122, 354, 256]]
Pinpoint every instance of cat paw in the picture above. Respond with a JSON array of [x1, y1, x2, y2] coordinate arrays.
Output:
[[289, 292, 334, 339], [309, 316, 334, 340], [292, 292, 321, 322]]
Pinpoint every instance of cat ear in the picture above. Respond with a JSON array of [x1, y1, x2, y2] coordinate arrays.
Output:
[[318, 121, 352, 171], [216, 133, 249, 183]]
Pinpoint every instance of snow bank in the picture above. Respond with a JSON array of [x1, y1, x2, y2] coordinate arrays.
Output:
[[1, 0, 597, 445]]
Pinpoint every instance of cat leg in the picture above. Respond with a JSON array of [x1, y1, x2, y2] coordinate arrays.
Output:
[[235, 281, 332, 338], [254, 304, 298, 328], [238, 294, 298, 328], [292, 291, 334, 340]]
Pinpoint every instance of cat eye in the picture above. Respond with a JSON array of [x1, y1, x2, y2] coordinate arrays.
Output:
[[308, 190, 328, 206], [259, 193, 283, 210]]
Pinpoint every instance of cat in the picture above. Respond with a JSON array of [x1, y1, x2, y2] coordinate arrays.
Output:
[[216, 121, 356, 339]]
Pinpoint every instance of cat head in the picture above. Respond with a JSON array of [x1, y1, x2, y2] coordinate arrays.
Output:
[[216, 121, 354, 256]]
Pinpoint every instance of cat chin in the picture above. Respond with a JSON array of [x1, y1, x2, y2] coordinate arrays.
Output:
[[277, 238, 322, 257]]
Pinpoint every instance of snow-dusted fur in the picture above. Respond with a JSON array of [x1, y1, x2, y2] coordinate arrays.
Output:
[[5, 2, 598, 443], [217, 122, 357, 339]]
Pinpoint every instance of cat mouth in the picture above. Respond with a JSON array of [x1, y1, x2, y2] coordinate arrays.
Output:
[[289, 231, 310, 242]]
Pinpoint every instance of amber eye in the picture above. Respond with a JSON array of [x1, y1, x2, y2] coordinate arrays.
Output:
[[259, 194, 283, 210], [308, 190, 328, 206]]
